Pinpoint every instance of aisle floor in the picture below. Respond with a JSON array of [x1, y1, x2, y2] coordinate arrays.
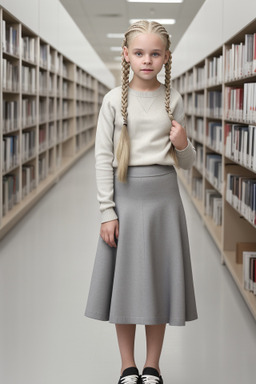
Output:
[[0, 149, 256, 384]]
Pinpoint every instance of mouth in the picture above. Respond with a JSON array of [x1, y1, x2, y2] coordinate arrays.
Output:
[[141, 69, 153, 72]]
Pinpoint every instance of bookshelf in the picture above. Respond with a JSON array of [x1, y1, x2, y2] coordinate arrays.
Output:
[[0, 6, 109, 239], [173, 18, 256, 321]]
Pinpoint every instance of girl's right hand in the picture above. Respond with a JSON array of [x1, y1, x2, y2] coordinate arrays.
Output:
[[100, 219, 119, 248]]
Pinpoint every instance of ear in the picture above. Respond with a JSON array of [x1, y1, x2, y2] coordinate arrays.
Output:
[[164, 50, 170, 64], [123, 46, 130, 63]]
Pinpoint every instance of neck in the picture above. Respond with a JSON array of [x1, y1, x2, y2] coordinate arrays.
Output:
[[129, 77, 161, 92]]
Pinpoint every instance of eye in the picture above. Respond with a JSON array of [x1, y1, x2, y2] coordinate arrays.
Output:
[[152, 52, 160, 57], [135, 51, 142, 57]]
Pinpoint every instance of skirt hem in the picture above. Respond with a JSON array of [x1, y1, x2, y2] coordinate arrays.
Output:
[[85, 311, 198, 327]]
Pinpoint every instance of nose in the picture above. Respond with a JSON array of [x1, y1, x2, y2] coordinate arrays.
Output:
[[143, 54, 152, 64]]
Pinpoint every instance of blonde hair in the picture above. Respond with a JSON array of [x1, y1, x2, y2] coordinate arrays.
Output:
[[117, 20, 176, 182]]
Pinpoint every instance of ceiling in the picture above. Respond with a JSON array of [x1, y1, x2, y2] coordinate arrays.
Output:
[[60, 0, 206, 74]]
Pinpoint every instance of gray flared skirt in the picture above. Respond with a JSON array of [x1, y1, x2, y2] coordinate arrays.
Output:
[[85, 165, 198, 326]]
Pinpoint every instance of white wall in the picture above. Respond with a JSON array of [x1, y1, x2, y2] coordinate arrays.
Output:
[[172, 0, 256, 78], [0, 0, 115, 88]]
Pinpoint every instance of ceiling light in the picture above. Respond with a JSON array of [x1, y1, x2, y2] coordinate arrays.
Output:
[[107, 33, 124, 38], [130, 18, 176, 25], [110, 47, 123, 51], [127, 0, 183, 3]]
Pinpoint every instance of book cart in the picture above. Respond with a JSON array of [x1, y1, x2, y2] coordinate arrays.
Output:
[[173, 18, 256, 321], [0, 7, 109, 239]]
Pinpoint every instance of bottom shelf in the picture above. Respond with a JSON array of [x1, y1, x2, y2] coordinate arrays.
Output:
[[0, 140, 94, 240]]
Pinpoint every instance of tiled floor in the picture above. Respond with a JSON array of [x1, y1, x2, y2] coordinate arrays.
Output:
[[0, 148, 256, 384]]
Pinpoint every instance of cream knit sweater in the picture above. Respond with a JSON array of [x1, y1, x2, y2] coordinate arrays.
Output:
[[95, 84, 196, 223]]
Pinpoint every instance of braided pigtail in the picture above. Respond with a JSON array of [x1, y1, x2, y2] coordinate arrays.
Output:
[[164, 52, 178, 166], [116, 47, 131, 182]]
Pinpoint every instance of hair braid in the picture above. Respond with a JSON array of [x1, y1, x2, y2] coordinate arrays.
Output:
[[116, 49, 131, 182], [164, 52, 178, 164]]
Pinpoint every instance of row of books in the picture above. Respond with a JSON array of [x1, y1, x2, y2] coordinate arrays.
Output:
[[225, 33, 256, 81], [76, 86, 95, 102], [22, 66, 36, 93], [76, 69, 95, 88], [39, 71, 48, 93], [2, 173, 19, 216], [22, 36, 36, 63], [39, 126, 47, 152], [205, 189, 222, 226], [75, 129, 94, 151], [2, 65, 94, 100], [22, 98, 36, 127], [206, 122, 223, 153], [76, 115, 95, 133], [40, 44, 48, 68], [187, 71, 194, 92], [22, 131, 36, 162], [225, 83, 256, 123], [226, 173, 256, 226], [38, 155, 47, 181], [186, 94, 193, 115], [185, 91, 223, 118], [2, 21, 19, 56], [38, 124, 55, 152], [207, 91, 222, 118], [208, 55, 223, 86], [195, 66, 205, 90], [195, 144, 203, 173], [194, 93, 204, 116], [2, 146, 65, 213], [225, 124, 256, 171], [185, 116, 193, 139], [3, 100, 18, 133], [192, 176, 203, 201], [2, 59, 19, 92], [243, 252, 256, 295], [193, 118, 204, 143], [2, 135, 19, 173], [3, 98, 85, 133], [2, 128, 57, 170], [22, 164, 36, 198], [206, 153, 222, 192]]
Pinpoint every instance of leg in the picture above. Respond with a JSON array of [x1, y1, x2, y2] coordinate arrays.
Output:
[[144, 324, 166, 374], [115, 324, 137, 374]]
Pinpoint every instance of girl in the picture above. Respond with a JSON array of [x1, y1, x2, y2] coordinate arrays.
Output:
[[85, 20, 198, 384]]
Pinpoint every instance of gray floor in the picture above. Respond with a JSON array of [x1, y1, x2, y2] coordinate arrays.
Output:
[[0, 148, 256, 384]]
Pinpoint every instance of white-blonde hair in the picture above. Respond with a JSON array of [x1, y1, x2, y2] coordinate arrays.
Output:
[[117, 20, 176, 182]]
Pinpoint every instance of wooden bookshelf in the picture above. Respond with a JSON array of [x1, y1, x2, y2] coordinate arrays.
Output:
[[0, 6, 109, 240], [173, 18, 256, 321]]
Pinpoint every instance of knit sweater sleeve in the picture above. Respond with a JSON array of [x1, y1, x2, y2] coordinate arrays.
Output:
[[172, 89, 196, 170], [95, 94, 118, 223]]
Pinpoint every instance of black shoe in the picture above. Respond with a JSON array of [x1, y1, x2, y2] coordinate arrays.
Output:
[[141, 367, 163, 384], [118, 367, 141, 384]]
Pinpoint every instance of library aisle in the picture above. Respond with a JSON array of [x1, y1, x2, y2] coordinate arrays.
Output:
[[0, 148, 256, 384]]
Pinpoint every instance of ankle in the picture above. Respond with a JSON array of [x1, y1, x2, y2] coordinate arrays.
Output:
[[143, 364, 160, 375], [121, 363, 137, 375]]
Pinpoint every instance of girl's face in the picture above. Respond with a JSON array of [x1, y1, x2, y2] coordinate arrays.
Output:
[[123, 32, 169, 86]]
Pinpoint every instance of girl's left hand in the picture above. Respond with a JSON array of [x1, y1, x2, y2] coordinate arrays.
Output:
[[169, 120, 188, 151]]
